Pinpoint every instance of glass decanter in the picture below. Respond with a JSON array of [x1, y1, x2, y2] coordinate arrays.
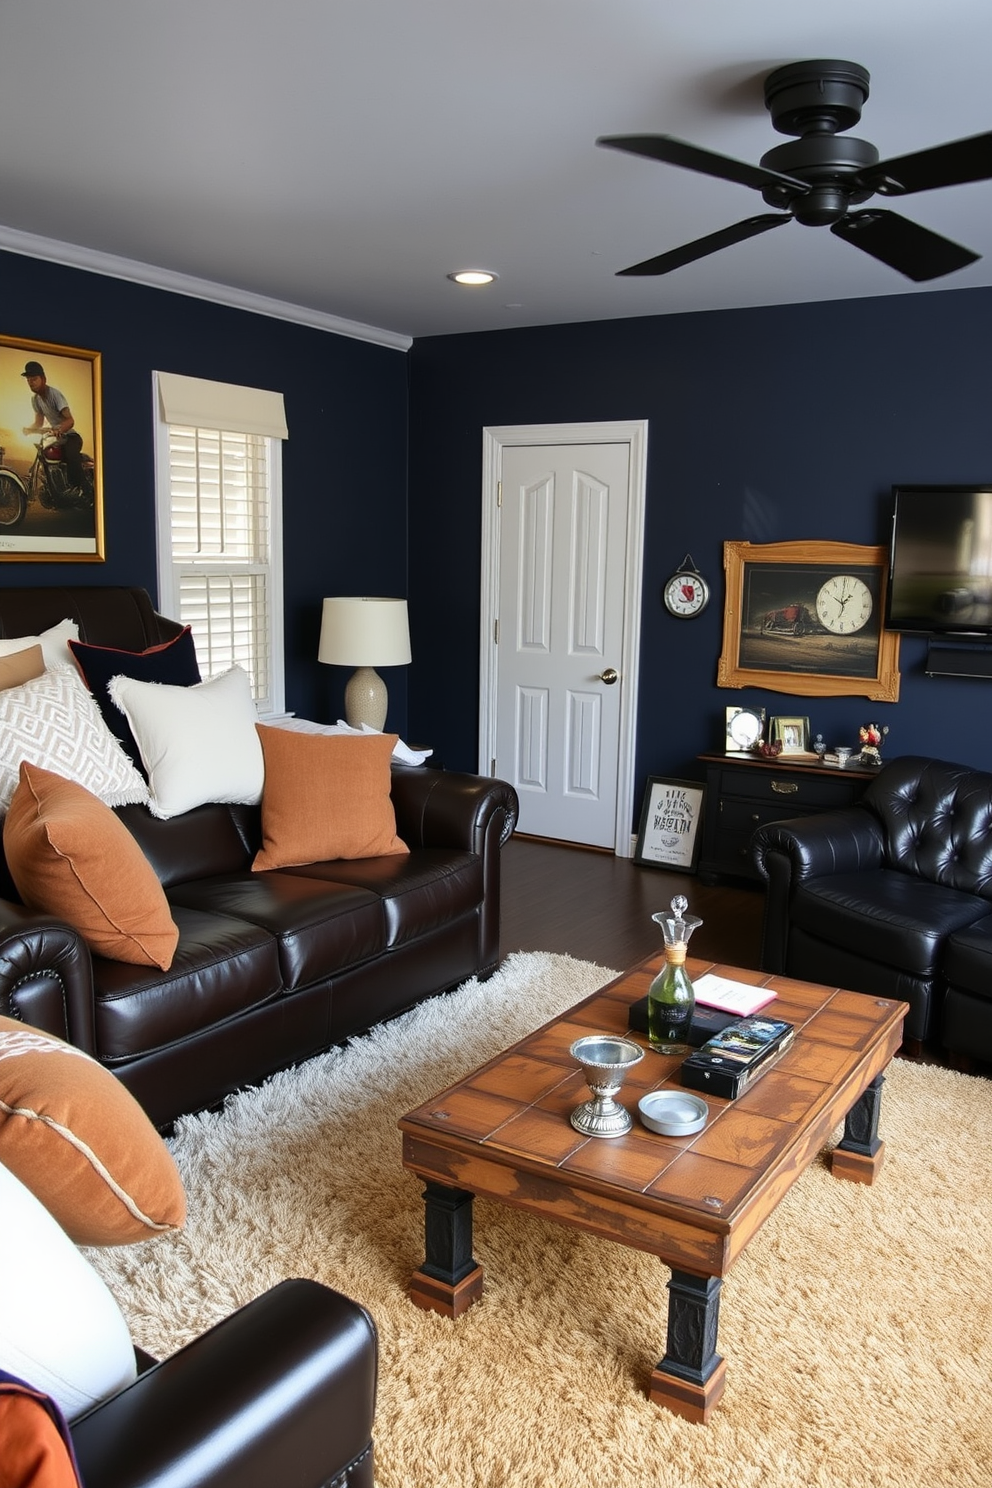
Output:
[[648, 894, 703, 1056]]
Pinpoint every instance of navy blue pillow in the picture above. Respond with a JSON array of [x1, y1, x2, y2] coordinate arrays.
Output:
[[69, 628, 201, 771]]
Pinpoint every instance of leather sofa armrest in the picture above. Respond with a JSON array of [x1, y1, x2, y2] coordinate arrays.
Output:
[[751, 807, 886, 885], [70, 1279, 378, 1488], [390, 765, 518, 855], [751, 808, 885, 975], [0, 900, 96, 1050]]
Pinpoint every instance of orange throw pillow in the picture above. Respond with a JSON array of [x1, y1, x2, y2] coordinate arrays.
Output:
[[0, 643, 45, 692], [252, 726, 408, 870], [0, 1015, 186, 1246], [3, 762, 179, 970]]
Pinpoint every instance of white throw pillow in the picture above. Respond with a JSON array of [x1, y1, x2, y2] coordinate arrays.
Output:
[[0, 617, 79, 671], [108, 665, 264, 820], [0, 665, 149, 815], [0, 1158, 137, 1421]]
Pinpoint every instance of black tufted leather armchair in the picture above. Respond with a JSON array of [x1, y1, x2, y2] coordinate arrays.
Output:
[[751, 756, 992, 1052]]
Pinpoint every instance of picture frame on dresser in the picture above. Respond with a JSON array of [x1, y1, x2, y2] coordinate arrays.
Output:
[[0, 334, 104, 562], [717, 539, 900, 701], [634, 776, 705, 872]]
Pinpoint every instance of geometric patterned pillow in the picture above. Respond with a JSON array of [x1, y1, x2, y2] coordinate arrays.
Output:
[[0, 666, 149, 815]]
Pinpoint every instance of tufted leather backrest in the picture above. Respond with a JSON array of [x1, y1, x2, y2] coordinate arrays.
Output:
[[862, 755, 992, 898]]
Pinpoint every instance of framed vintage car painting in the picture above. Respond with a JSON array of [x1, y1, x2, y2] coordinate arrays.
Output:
[[0, 334, 105, 561], [717, 539, 901, 701]]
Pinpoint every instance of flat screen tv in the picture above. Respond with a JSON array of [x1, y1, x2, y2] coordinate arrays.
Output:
[[887, 484, 992, 635]]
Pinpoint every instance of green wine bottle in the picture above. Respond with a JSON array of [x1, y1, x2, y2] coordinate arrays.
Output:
[[647, 895, 702, 1056], [647, 940, 695, 1056]]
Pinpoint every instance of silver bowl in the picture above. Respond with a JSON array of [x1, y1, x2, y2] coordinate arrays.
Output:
[[569, 1034, 645, 1138]]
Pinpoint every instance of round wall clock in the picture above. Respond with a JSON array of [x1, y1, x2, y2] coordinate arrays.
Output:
[[664, 556, 710, 618], [815, 575, 873, 634]]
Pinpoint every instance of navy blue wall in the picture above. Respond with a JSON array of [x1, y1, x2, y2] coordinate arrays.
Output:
[[408, 288, 992, 816], [0, 250, 409, 728]]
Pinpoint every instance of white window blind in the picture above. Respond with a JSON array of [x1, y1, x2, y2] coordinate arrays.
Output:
[[155, 376, 285, 716]]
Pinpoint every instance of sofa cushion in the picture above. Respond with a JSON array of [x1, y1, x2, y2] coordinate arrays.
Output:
[[69, 626, 201, 769], [108, 665, 264, 820], [4, 763, 179, 970], [791, 869, 990, 977], [90, 904, 285, 1061], [0, 1015, 186, 1245], [0, 1161, 137, 1423], [252, 726, 407, 870], [942, 916, 992, 1004], [0, 666, 149, 815], [166, 875, 386, 990], [115, 800, 259, 889], [0, 644, 45, 691], [290, 849, 484, 949]]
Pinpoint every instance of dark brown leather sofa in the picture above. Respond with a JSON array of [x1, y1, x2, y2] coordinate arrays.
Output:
[[752, 754, 992, 1058], [71, 1279, 377, 1488], [0, 586, 519, 1127]]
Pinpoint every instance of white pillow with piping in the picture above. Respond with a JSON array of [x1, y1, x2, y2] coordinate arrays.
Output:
[[0, 665, 149, 815], [108, 664, 264, 820], [0, 1158, 137, 1422], [0, 617, 79, 671]]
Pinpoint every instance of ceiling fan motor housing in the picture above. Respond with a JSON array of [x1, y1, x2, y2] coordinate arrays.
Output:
[[759, 61, 878, 223], [763, 60, 871, 137]]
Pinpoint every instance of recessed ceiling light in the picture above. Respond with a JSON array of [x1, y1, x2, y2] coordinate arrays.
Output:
[[447, 269, 498, 286]]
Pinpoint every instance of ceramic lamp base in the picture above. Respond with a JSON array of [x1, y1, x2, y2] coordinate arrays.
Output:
[[344, 667, 388, 730]]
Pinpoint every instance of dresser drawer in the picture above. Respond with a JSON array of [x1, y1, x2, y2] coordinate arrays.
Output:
[[719, 769, 863, 809]]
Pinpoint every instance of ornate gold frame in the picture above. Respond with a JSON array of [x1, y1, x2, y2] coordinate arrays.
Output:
[[717, 539, 901, 701]]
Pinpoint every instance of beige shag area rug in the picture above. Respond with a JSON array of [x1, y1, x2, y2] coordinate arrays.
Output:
[[87, 951, 992, 1488]]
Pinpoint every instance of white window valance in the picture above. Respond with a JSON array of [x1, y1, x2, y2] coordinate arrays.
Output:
[[157, 372, 288, 440]]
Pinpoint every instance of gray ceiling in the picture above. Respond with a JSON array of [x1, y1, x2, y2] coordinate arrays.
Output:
[[2, 0, 991, 343]]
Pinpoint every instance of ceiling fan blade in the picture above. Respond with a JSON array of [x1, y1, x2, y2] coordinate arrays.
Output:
[[597, 134, 807, 194], [858, 131, 992, 196], [617, 214, 791, 276], [830, 210, 980, 281]]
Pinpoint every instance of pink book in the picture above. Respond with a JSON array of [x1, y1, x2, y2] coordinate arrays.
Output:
[[691, 973, 777, 1017]]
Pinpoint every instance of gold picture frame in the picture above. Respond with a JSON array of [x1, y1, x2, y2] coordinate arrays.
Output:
[[0, 334, 105, 562], [717, 540, 901, 701], [769, 714, 810, 754]]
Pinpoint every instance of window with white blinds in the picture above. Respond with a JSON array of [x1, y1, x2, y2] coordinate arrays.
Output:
[[154, 378, 285, 716]]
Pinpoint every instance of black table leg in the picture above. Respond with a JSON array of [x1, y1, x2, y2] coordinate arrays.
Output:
[[650, 1268, 726, 1422], [408, 1181, 484, 1318], [832, 1073, 886, 1184]]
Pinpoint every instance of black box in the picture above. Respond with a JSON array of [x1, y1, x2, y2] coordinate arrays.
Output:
[[628, 997, 738, 1048], [679, 1015, 796, 1100]]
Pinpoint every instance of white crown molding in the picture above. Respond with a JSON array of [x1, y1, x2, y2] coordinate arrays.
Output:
[[0, 223, 412, 353]]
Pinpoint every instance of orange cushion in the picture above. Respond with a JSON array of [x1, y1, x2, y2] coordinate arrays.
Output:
[[3, 762, 179, 970], [0, 644, 45, 691], [0, 1377, 81, 1488], [252, 726, 408, 870], [0, 1015, 186, 1246]]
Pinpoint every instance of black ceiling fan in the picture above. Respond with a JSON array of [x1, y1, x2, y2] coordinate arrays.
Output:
[[598, 60, 992, 281]]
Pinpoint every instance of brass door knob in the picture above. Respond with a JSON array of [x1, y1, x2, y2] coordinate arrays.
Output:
[[599, 667, 619, 685]]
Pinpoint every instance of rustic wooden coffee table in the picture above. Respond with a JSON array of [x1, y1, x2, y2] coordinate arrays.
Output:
[[399, 955, 907, 1421]]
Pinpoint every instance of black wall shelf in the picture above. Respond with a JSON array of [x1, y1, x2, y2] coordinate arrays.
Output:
[[925, 639, 992, 680]]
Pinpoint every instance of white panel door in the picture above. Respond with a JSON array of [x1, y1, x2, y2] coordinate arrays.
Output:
[[495, 442, 630, 846]]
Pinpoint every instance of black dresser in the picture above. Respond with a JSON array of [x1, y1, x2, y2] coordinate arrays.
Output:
[[697, 752, 875, 883]]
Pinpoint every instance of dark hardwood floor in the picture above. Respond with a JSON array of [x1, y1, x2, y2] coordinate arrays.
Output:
[[499, 835, 765, 974]]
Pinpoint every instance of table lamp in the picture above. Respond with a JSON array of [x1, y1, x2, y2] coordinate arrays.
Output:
[[318, 596, 412, 730]]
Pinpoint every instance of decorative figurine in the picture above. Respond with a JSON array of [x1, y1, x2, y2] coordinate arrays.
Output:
[[859, 722, 889, 767], [812, 733, 827, 757]]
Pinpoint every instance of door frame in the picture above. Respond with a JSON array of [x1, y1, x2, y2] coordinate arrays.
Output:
[[479, 419, 648, 857]]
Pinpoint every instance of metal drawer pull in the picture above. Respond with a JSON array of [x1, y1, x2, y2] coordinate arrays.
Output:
[[771, 780, 799, 795]]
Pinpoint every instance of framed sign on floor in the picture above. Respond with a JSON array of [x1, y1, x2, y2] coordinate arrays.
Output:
[[634, 777, 704, 871]]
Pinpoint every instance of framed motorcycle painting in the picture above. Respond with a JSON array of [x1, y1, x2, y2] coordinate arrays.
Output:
[[717, 539, 901, 701], [0, 334, 104, 561]]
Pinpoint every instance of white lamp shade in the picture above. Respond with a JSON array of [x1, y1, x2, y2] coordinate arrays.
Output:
[[318, 597, 412, 667]]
